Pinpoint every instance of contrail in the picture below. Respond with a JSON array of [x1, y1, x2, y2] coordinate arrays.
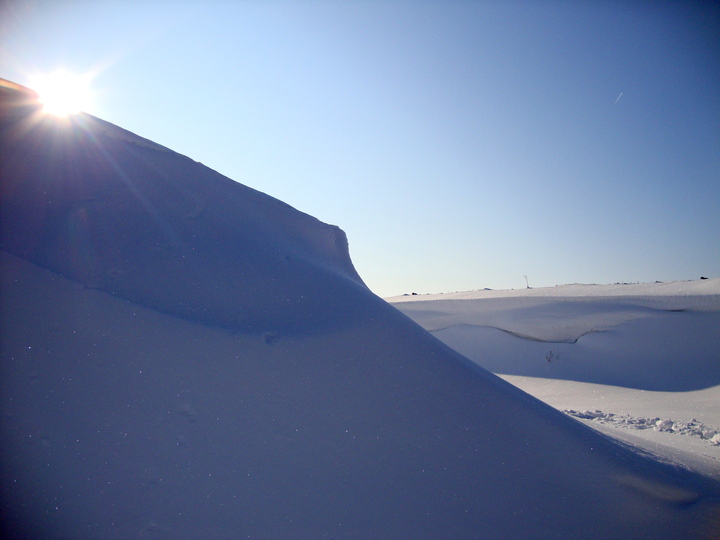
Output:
[[613, 92, 623, 107]]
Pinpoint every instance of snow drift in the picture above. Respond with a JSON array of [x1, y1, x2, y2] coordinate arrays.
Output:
[[1, 79, 368, 337], [2, 80, 720, 539]]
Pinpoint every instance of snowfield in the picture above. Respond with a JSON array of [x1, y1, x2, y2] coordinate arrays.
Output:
[[388, 280, 720, 479], [2, 79, 720, 539]]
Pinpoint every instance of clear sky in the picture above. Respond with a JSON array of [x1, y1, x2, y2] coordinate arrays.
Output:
[[2, 0, 718, 297]]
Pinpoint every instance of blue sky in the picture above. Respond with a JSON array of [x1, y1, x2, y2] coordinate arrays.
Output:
[[2, 0, 718, 297]]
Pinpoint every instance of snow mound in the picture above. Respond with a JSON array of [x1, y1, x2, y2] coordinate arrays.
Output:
[[2, 81, 720, 539], [1, 82, 368, 336]]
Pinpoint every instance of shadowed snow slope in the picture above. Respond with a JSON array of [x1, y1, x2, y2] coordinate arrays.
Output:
[[389, 282, 720, 391], [0, 81, 368, 337], [2, 82, 720, 539]]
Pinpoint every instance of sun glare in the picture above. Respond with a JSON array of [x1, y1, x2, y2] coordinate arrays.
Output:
[[29, 70, 94, 116]]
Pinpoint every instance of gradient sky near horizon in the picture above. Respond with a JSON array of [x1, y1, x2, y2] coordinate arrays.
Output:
[[2, 0, 719, 297]]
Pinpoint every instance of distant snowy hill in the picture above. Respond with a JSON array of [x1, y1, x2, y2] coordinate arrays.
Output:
[[388, 281, 720, 391], [2, 80, 720, 539]]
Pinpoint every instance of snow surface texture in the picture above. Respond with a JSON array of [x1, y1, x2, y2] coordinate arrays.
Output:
[[2, 80, 720, 539], [564, 411, 720, 446], [563, 409, 720, 449]]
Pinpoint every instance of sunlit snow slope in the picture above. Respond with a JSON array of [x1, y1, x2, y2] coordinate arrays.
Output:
[[2, 80, 720, 539]]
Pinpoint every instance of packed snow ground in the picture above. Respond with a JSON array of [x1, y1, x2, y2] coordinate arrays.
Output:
[[388, 280, 720, 478]]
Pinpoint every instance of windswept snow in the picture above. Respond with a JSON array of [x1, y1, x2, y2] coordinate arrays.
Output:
[[2, 80, 720, 539]]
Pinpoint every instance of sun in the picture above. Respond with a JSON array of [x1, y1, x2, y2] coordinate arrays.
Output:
[[29, 70, 94, 116]]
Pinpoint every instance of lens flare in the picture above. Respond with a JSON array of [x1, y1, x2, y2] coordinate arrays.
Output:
[[29, 70, 94, 116]]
